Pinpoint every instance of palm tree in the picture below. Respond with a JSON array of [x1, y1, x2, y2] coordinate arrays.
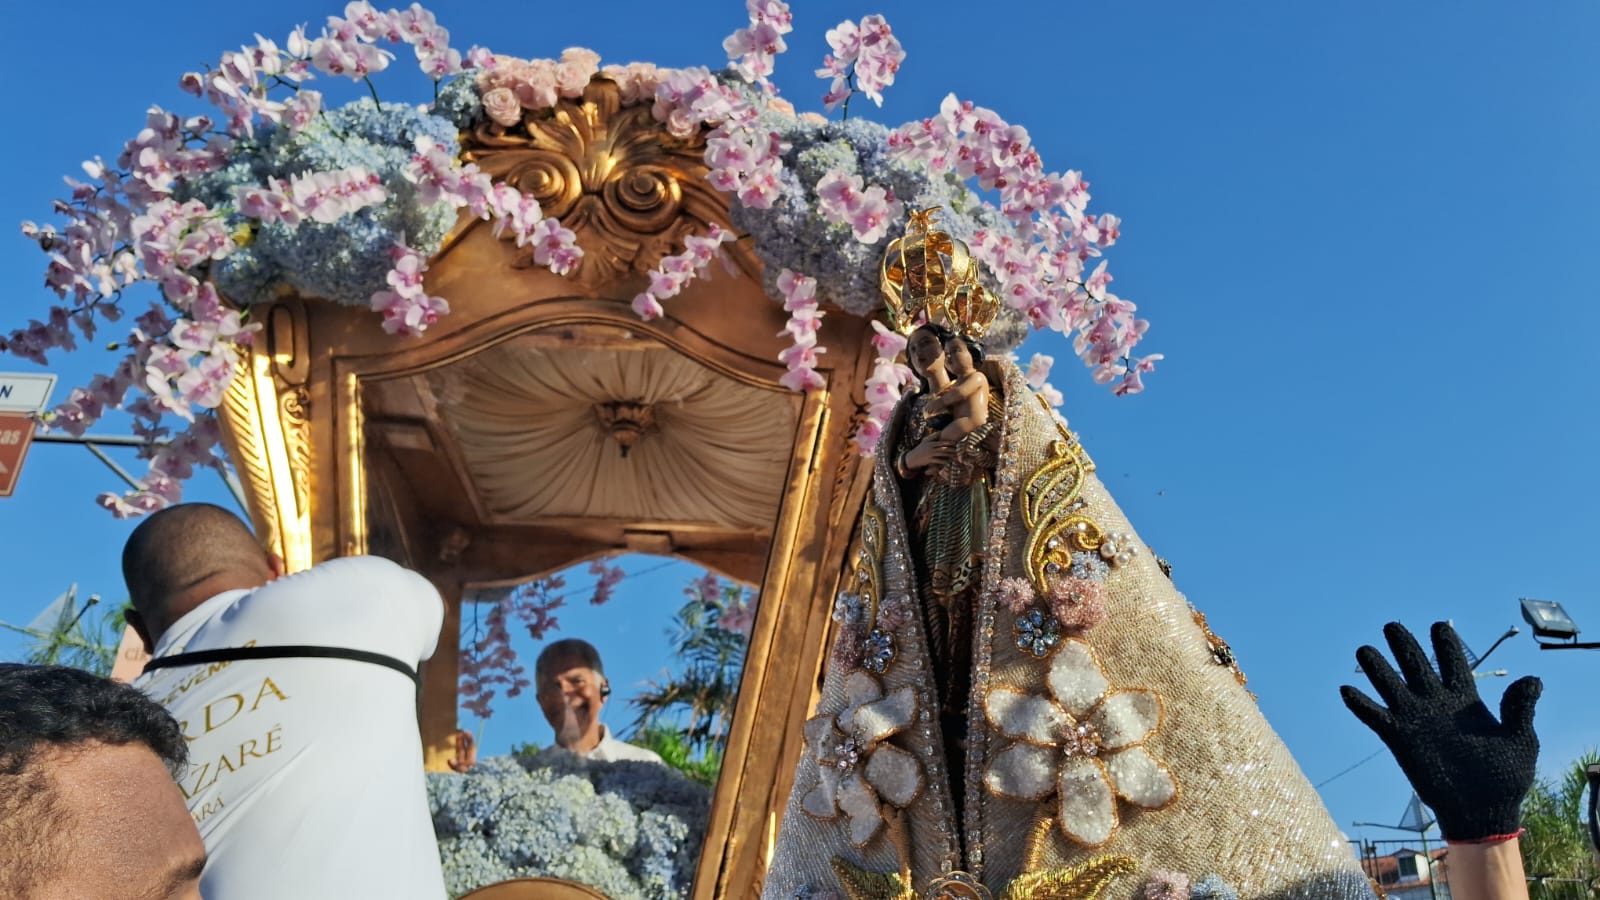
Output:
[[0, 588, 121, 676], [629, 575, 750, 761], [1521, 750, 1600, 899]]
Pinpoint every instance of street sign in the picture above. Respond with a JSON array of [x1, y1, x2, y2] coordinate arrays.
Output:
[[110, 625, 153, 684], [0, 411, 37, 497], [0, 372, 55, 412]]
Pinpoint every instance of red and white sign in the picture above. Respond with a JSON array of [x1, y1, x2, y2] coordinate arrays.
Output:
[[0, 412, 36, 497]]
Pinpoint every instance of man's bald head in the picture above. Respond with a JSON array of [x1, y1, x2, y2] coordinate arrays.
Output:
[[122, 503, 276, 645]]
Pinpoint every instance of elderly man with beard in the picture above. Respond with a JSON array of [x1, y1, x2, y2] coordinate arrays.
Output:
[[535, 638, 663, 763]]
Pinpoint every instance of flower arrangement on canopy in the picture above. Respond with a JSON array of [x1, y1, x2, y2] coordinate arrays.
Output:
[[9, 0, 1160, 516]]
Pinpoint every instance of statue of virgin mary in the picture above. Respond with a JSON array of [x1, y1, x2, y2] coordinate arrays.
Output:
[[761, 212, 1378, 900]]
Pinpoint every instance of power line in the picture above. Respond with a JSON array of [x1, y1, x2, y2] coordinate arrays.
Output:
[[1316, 747, 1388, 789]]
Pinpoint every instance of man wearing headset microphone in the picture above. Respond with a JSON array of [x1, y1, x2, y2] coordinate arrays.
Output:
[[533, 638, 664, 763]]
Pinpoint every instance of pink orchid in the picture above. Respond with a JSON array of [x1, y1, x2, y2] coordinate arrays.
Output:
[[817, 15, 905, 108], [869, 319, 907, 358], [530, 218, 583, 274], [724, 0, 793, 84], [717, 600, 757, 638], [631, 292, 664, 320]]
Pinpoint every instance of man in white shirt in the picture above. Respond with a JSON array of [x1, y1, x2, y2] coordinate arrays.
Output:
[[123, 503, 447, 900], [536, 638, 663, 764]]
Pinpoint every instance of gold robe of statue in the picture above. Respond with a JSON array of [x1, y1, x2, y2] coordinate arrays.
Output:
[[762, 358, 1377, 900]]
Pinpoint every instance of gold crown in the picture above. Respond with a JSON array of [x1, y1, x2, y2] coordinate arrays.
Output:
[[880, 207, 1000, 339]]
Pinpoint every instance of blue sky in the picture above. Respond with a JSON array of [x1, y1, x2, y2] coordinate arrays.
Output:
[[2, 0, 1598, 846]]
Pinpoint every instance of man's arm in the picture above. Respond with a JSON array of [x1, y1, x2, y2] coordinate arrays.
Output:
[[1447, 838, 1528, 900], [262, 556, 445, 663]]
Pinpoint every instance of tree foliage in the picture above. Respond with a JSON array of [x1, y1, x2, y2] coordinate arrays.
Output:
[[1521, 749, 1600, 899], [629, 574, 752, 768], [0, 588, 122, 676]]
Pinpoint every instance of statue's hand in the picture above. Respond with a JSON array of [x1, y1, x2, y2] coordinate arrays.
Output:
[[903, 436, 955, 471]]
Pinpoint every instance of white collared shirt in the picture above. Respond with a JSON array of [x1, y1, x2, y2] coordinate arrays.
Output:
[[135, 556, 446, 900], [578, 725, 666, 764]]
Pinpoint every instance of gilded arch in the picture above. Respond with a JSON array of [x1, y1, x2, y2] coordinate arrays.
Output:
[[216, 76, 879, 900]]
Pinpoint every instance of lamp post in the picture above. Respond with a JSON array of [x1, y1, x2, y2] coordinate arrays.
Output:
[[1352, 623, 1520, 677], [1520, 598, 1600, 650]]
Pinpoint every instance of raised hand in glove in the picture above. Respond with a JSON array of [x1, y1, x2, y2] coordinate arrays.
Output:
[[1340, 621, 1541, 843]]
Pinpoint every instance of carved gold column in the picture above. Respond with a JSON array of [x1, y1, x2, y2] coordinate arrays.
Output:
[[217, 299, 315, 571], [420, 573, 464, 770]]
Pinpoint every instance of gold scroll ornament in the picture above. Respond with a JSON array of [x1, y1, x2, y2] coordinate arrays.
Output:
[[1020, 405, 1103, 595]]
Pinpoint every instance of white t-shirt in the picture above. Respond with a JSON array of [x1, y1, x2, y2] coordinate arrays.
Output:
[[134, 556, 446, 900], [581, 725, 665, 764]]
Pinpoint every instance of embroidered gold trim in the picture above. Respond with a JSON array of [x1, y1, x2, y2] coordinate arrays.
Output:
[[831, 857, 916, 900], [1033, 392, 1095, 472], [1023, 814, 1055, 873], [1192, 608, 1250, 689], [1021, 440, 1104, 593], [999, 852, 1136, 900], [858, 496, 888, 622]]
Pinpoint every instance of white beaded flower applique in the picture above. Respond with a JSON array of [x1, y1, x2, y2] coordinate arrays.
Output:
[[982, 638, 1176, 847], [800, 670, 924, 847]]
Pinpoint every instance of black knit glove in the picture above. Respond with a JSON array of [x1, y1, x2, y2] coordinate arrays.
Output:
[[1340, 621, 1541, 842]]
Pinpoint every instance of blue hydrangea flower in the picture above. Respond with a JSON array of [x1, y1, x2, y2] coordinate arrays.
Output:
[[426, 752, 712, 899], [433, 76, 484, 130], [179, 101, 461, 309]]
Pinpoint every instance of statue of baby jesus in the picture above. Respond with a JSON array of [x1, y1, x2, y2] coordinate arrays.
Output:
[[922, 333, 989, 442]]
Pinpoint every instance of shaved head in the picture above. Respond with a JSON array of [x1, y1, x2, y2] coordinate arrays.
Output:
[[122, 503, 275, 645]]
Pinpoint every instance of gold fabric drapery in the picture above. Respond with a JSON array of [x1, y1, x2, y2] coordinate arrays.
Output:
[[430, 337, 797, 530]]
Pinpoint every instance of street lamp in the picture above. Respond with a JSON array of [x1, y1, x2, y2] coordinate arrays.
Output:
[[1521, 598, 1600, 650], [1352, 623, 1519, 677], [1471, 625, 1520, 670]]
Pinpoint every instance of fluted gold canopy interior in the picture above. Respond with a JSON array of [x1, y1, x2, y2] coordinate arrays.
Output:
[[431, 330, 796, 528], [359, 324, 802, 584]]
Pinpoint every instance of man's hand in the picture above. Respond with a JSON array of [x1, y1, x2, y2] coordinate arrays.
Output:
[[1340, 621, 1541, 842], [448, 729, 477, 773]]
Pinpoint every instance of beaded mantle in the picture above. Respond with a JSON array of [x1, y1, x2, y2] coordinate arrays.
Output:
[[761, 359, 1378, 900]]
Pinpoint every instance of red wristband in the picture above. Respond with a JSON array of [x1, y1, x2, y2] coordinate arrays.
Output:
[[1446, 829, 1524, 846]]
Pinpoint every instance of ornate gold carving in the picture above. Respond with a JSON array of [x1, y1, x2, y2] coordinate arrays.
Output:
[[593, 400, 657, 457], [1022, 440, 1103, 592], [220, 352, 283, 558], [280, 387, 312, 516], [216, 348, 313, 572], [459, 78, 737, 288]]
